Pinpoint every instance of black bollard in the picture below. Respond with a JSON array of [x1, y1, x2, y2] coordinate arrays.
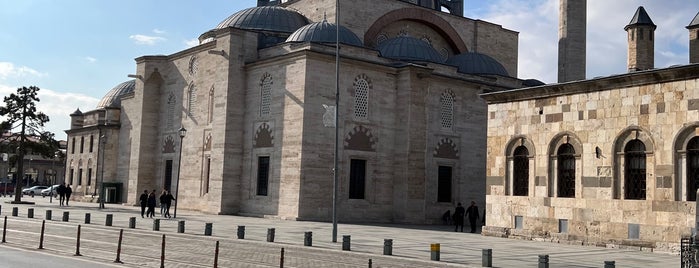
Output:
[[153, 219, 160, 231], [114, 229, 123, 263], [12, 207, 17, 217], [342, 235, 351, 251], [160, 234, 166, 268], [482, 249, 493, 267], [280, 248, 285, 268], [368, 259, 372, 268], [84, 213, 91, 224], [2, 216, 6, 243], [62, 211, 69, 222], [75, 225, 82, 256], [304, 231, 312, 246], [27, 208, 34, 218], [383, 239, 393, 255], [267, 228, 275, 242], [0, 205, 2, 214], [105, 214, 113, 226], [538, 255, 549, 268], [213, 241, 219, 268], [430, 243, 440, 261], [45, 210, 52, 220], [237, 225, 245, 239], [604, 261, 615, 268], [204, 223, 213, 236], [178, 220, 185, 233], [38, 220, 45, 249], [129, 217, 136, 229]]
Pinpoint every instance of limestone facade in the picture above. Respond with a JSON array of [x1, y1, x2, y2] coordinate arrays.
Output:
[[481, 64, 699, 252]]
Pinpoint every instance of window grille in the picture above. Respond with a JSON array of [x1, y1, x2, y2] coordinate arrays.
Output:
[[260, 76, 272, 117], [353, 79, 369, 120], [513, 146, 529, 196], [557, 144, 575, 198], [624, 139, 646, 200], [440, 91, 454, 129]]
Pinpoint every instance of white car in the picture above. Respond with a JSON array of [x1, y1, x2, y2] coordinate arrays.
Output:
[[22, 186, 48, 195], [41, 185, 60, 197]]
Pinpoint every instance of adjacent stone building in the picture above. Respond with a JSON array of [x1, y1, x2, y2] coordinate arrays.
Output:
[[65, 0, 531, 223]]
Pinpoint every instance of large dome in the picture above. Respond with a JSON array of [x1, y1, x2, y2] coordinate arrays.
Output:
[[446, 52, 509, 76], [286, 19, 362, 46], [215, 6, 309, 33], [377, 36, 443, 63], [96, 80, 135, 109]]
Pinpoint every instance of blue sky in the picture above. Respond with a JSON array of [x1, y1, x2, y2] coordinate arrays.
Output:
[[1, 0, 698, 140]]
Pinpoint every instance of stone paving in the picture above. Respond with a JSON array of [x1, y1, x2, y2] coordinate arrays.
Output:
[[0, 195, 681, 267]]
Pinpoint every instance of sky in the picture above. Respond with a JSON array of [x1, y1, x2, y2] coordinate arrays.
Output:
[[1, 0, 698, 141]]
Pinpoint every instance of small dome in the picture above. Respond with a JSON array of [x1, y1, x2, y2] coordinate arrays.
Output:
[[446, 52, 509, 76], [215, 6, 308, 33], [97, 80, 135, 109], [377, 36, 443, 63], [286, 19, 362, 46]]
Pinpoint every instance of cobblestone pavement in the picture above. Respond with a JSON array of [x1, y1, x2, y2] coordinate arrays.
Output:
[[0, 195, 681, 267]]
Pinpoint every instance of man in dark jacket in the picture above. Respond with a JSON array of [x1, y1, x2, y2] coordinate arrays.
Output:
[[453, 203, 465, 232], [65, 185, 72, 206], [465, 201, 480, 233], [139, 190, 148, 218], [57, 183, 66, 206]]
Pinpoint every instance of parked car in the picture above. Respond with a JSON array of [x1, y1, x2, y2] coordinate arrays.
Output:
[[22, 186, 48, 195], [41, 185, 60, 197]]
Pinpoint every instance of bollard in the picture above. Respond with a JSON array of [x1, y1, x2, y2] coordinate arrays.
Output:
[[84, 213, 91, 224], [2, 216, 6, 243], [430, 243, 440, 261], [129, 217, 136, 229], [75, 225, 82, 256], [62, 211, 69, 222], [213, 241, 219, 268], [12, 207, 17, 217], [237, 225, 245, 239], [482, 249, 493, 267], [160, 234, 166, 268], [0, 205, 2, 215], [368, 259, 372, 268], [538, 255, 549, 268], [27, 208, 34, 218], [304, 231, 313, 246], [205, 223, 213, 236], [153, 219, 160, 231], [342, 235, 351, 251], [280, 248, 285, 268], [45, 210, 52, 220], [267, 228, 275, 242], [178, 220, 185, 233], [38, 220, 45, 249], [114, 229, 123, 263], [106, 214, 113, 226], [604, 261, 615, 268], [383, 239, 393, 255]]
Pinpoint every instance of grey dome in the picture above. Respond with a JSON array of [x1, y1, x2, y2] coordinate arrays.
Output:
[[446, 52, 509, 76], [286, 19, 362, 46], [216, 6, 309, 33], [377, 36, 443, 63], [96, 80, 135, 108], [523, 79, 546, 87]]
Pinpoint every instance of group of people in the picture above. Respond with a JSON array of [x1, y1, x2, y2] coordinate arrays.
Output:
[[56, 183, 72, 207], [445, 201, 482, 233], [140, 189, 175, 218]]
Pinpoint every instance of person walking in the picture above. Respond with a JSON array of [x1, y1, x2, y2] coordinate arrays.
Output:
[[159, 190, 167, 217], [465, 201, 480, 233], [147, 190, 157, 218], [162, 190, 175, 218], [139, 190, 148, 218], [57, 183, 66, 206], [65, 185, 72, 206], [453, 202, 465, 232]]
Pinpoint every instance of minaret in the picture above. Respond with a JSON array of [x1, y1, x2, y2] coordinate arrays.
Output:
[[688, 11, 699, 64], [558, 0, 586, 83], [625, 6, 656, 72]]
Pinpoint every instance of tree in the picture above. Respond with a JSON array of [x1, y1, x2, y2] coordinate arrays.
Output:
[[0, 86, 60, 203]]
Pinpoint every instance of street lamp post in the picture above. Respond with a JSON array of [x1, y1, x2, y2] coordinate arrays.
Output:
[[50, 152, 58, 203], [99, 135, 106, 209], [173, 126, 187, 218]]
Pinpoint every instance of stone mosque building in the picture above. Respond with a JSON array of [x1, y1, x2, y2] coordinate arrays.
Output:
[[482, 2, 699, 252], [65, 0, 532, 223]]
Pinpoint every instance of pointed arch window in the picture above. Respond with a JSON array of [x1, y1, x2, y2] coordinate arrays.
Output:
[[440, 91, 454, 129], [260, 75, 272, 117], [624, 139, 646, 200], [557, 144, 576, 198], [208, 86, 214, 124], [687, 137, 699, 201], [188, 84, 197, 117], [513, 146, 529, 196], [353, 78, 369, 120], [167, 92, 176, 129]]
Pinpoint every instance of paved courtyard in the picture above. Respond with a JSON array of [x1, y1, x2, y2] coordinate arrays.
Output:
[[0, 195, 681, 267]]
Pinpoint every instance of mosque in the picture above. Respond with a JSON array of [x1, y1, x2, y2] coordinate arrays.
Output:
[[64, 0, 699, 252]]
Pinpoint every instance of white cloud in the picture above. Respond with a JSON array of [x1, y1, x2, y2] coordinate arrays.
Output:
[[85, 57, 97, 63], [153, 28, 166, 34], [0, 62, 46, 80], [129, 34, 166, 45], [184, 38, 199, 48]]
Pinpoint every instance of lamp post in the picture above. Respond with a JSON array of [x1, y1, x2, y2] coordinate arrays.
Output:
[[99, 134, 106, 209], [49, 151, 58, 203], [173, 126, 186, 218]]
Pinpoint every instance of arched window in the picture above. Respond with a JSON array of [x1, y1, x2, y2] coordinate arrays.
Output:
[[624, 139, 646, 200], [260, 74, 272, 117], [687, 137, 699, 201], [188, 84, 197, 117], [208, 86, 214, 124], [557, 144, 575, 198], [167, 92, 176, 129], [353, 78, 369, 120], [440, 90, 454, 129], [513, 146, 529, 196]]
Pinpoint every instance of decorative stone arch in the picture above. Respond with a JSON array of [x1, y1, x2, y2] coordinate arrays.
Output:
[[344, 125, 377, 152], [433, 137, 459, 159], [673, 122, 699, 201], [612, 126, 655, 199], [504, 135, 536, 196], [162, 135, 176, 153], [254, 122, 274, 148], [364, 8, 468, 53], [547, 132, 583, 198]]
